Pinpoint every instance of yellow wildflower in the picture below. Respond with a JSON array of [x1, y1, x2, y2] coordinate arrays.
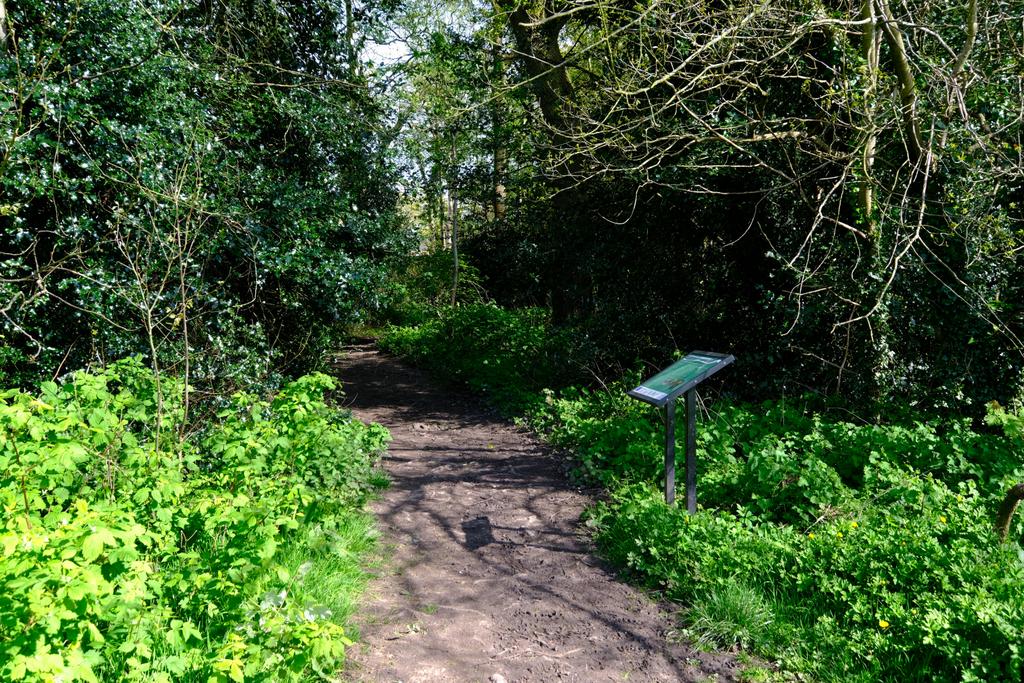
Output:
[[879, 619, 890, 629]]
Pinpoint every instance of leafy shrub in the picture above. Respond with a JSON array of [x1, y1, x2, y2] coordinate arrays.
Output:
[[1, 0, 411, 390], [0, 358, 388, 681], [380, 303, 594, 411], [382, 252, 487, 325], [588, 476, 1024, 681], [556, 397, 1024, 681]]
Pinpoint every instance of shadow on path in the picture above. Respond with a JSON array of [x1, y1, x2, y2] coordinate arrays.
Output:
[[334, 344, 742, 683]]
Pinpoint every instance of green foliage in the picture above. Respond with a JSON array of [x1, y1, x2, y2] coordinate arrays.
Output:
[[383, 252, 486, 325], [380, 303, 593, 411], [558, 396, 1024, 681], [400, 0, 1024, 409], [588, 476, 1024, 681], [0, 359, 389, 681], [387, 305, 1024, 681], [0, 0, 412, 388]]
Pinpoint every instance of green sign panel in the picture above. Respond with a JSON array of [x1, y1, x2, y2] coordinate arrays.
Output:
[[628, 351, 735, 407]]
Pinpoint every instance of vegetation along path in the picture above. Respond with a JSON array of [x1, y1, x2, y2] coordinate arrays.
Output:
[[334, 344, 741, 682]]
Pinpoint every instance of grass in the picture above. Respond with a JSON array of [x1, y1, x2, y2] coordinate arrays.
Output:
[[685, 580, 774, 652], [244, 511, 381, 632], [152, 510, 382, 683]]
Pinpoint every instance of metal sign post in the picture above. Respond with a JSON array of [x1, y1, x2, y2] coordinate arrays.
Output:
[[665, 399, 676, 506], [685, 388, 697, 513], [629, 351, 735, 511]]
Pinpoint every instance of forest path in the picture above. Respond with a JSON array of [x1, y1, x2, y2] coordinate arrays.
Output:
[[333, 344, 740, 683]]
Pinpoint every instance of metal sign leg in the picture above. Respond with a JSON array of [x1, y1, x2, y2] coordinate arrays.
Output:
[[664, 401, 675, 506], [686, 389, 697, 514]]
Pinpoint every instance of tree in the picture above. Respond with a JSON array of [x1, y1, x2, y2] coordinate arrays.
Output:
[[483, 0, 1024, 402], [0, 0, 411, 388]]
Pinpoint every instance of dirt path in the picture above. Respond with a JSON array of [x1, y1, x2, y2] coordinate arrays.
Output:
[[333, 345, 741, 683]]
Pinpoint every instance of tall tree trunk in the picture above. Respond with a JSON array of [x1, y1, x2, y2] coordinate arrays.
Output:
[[491, 44, 508, 222], [858, 0, 880, 231], [853, 0, 886, 400], [451, 193, 459, 305], [440, 190, 448, 248], [1, 0, 8, 49], [495, 0, 591, 323], [450, 133, 459, 305], [875, 0, 923, 165], [344, 0, 356, 74], [493, 139, 509, 222], [493, 138, 507, 222], [438, 191, 446, 248], [496, 0, 573, 138]]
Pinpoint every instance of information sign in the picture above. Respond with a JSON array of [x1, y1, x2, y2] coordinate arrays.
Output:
[[628, 351, 734, 407], [626, 350, 735, 512]]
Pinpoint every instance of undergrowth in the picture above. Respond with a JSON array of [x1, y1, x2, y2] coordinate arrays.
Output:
[[0, 358, 389, 681], [381, 305, 1024, 682]]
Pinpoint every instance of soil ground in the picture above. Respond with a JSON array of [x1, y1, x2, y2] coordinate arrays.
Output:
[[333, 344, 743, 683]]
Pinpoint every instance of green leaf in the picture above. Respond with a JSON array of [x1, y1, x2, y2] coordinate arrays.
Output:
[[82, 534, 105, 562], [260, 537, 278, 562], [81, 527, 117, 563]]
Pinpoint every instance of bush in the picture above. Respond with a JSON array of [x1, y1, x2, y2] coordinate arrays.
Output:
[[0, 358, 388, 682], [381, 252, 487, 325], [380, 303, 593, 411]]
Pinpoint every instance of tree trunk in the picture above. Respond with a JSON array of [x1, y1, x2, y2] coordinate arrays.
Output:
[[495, 0, 592, 324], [858, 0, 880, 231], [344, 0, 356, 74], [450, 130, 459, 304], [451, 192, 459, 306], [997, 483, 1024, 542], [497, 0, 573, 137], [491, 44, 508, 222], [493, 139, 507, 222], [1, 0, 8, 49], [439, 191, 447, 248], [875, 0, 923, 165]]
